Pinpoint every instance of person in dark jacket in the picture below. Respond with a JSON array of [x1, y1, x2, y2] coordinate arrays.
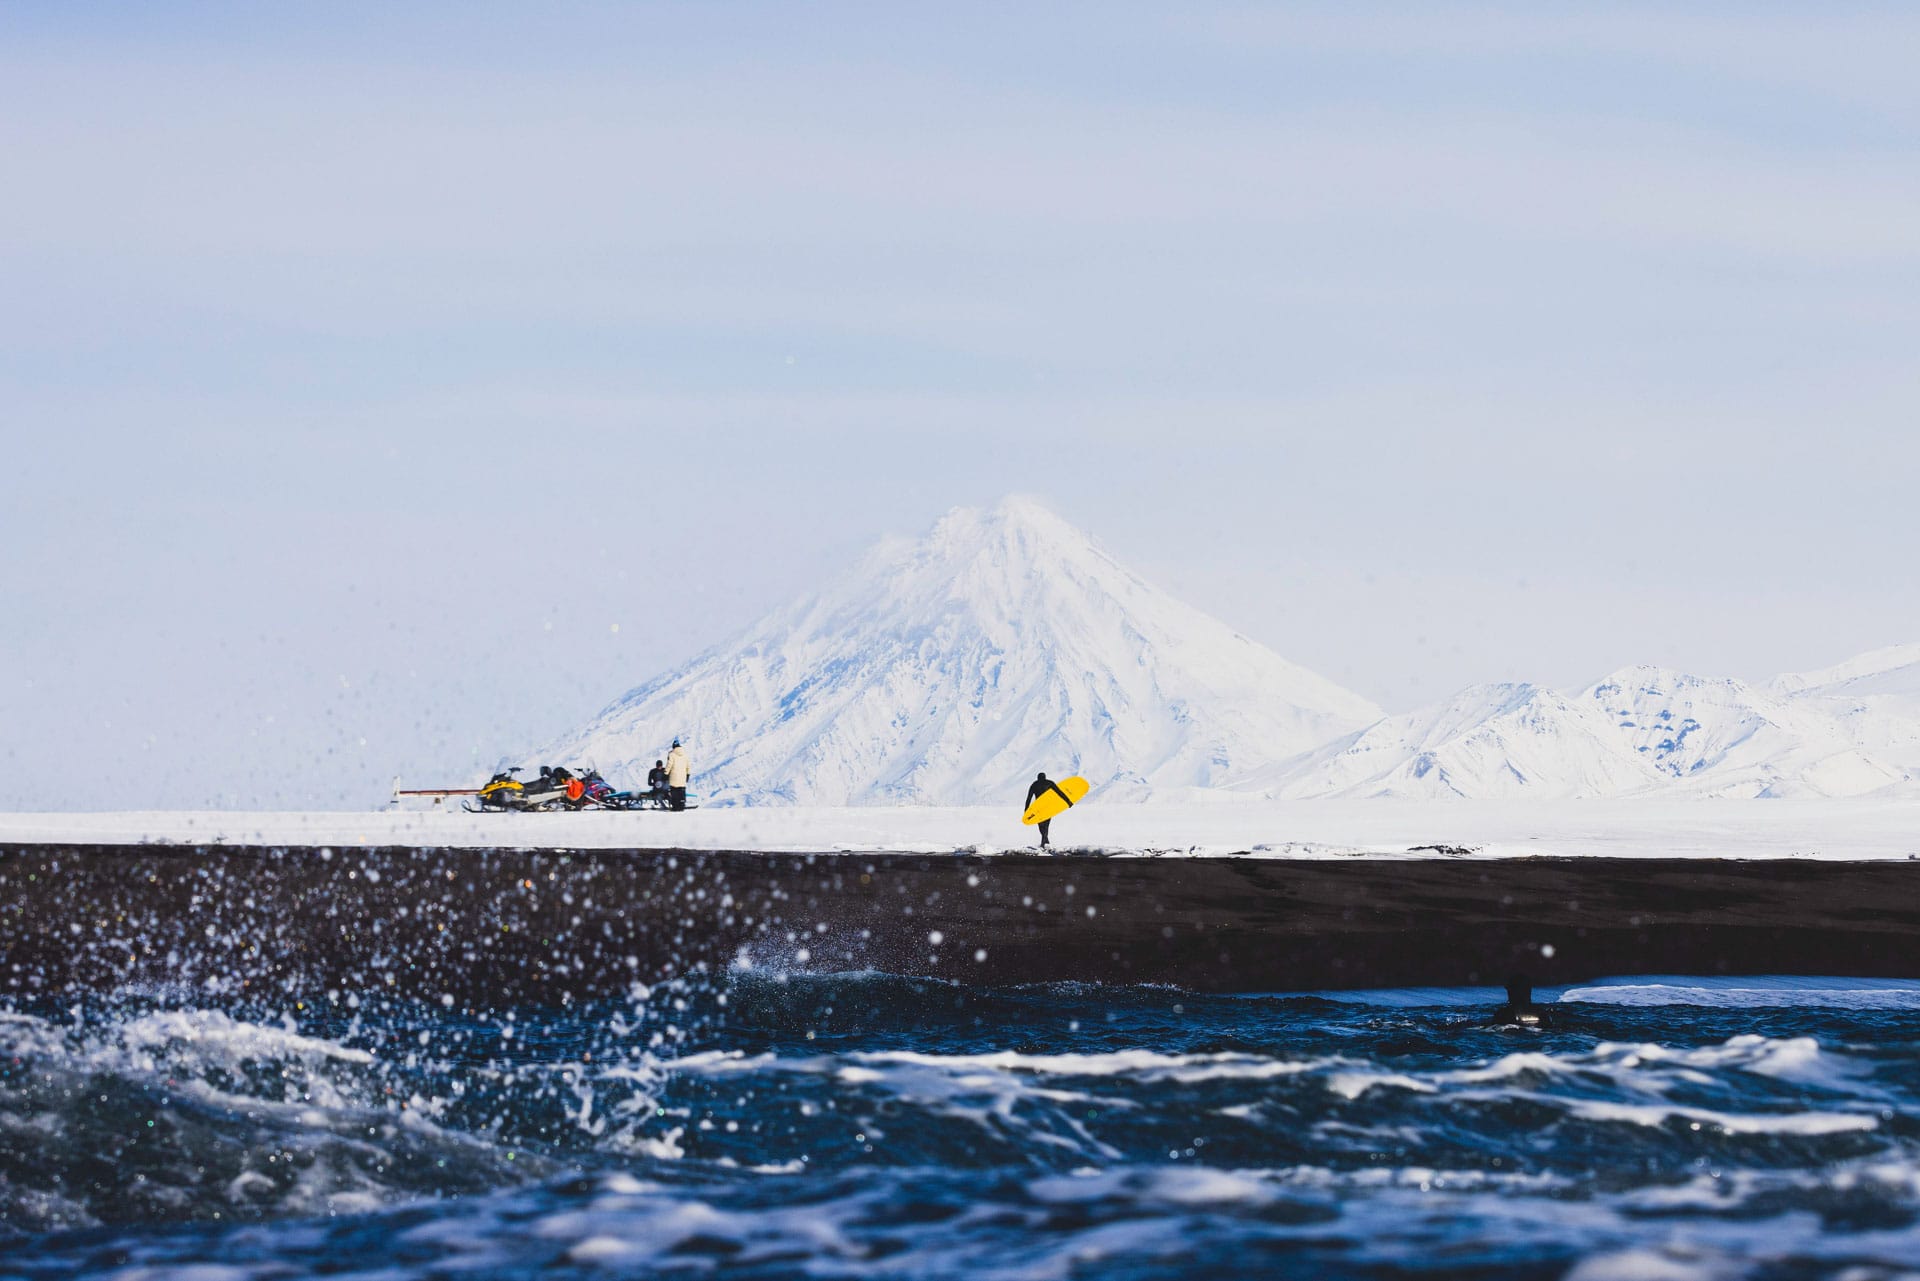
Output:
[[1026, 772, 1075, 850], [646, 759, 668, 801], [1489, 974, 1553, 1028]]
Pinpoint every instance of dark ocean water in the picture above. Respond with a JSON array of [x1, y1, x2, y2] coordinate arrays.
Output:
[[3, 973, 1919, 1279]]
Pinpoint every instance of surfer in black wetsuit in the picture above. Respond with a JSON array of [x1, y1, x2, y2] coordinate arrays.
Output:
[[1490, 974, 1551, 1028], [1027, 772, 1075, 850]]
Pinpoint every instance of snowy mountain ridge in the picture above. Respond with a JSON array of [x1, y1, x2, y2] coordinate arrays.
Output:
[[1259, 660, 1920, 801], [535, 498, 1920, 804]]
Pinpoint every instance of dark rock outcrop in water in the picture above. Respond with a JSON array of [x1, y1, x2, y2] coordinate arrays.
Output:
[[4, 845, 1919, 1006]]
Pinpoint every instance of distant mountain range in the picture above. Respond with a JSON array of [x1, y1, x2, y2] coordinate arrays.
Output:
[[538, 499, 1920, 804], [1262, 652, 1920, 799]]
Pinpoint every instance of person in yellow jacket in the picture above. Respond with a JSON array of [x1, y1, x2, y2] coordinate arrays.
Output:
[[664, 739, 691, 811]]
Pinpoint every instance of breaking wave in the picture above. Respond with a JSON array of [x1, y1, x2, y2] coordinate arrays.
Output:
[[4, 973, 1920, 1276]]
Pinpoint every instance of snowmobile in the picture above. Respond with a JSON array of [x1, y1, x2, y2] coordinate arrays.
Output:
[[552, 768, 611, 810], [520, 766, 577, 810], [470, 769, 528, 812], [575, 770, 618, 809], [466, 766, 577, 812]]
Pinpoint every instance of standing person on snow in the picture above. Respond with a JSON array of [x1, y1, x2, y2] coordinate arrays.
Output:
[[1026, 771, 1075, 850], [665, 739, 690, 812]]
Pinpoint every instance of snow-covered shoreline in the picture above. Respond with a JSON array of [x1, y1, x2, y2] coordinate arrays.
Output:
[[3, 799, 1917, 860]]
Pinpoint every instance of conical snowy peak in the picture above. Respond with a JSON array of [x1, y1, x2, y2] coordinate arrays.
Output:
[[539, 498, 1384, 805]]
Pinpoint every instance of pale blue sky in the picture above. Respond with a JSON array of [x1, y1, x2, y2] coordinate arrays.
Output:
[[3, 3, 1917, 807]]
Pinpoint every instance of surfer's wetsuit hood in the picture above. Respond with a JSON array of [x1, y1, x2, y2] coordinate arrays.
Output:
[[1027, 773, 1074, 807]]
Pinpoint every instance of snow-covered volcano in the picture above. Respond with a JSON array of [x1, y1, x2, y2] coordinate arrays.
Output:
[[540, 498, 1383, 805]]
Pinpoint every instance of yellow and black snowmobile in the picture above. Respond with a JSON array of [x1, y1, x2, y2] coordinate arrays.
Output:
[[466, 765, 577, 812], [469, 769, 528, 812]]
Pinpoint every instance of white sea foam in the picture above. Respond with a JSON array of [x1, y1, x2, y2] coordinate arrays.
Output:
[[1026, 1167, 1273, 1206], [1443, 1051, 1567, 1083], [1563, 1247, 1743, 1281], [565, 1234, 638, 1263], [1426, 1033, 1862, 1105], [1566, 1099, 1877, 1135], [847, 1048, 1327, 1082], [1563, 981, 1920, 1010], [115, 1008, 377, 1066], [1324, 1071, 1438, 1100]]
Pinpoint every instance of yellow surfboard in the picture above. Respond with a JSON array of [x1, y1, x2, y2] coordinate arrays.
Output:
[[1021, 775, 1089, 825]]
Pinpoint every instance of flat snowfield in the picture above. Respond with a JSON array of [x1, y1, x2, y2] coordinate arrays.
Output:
[[2, 799, 1918, 859]]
